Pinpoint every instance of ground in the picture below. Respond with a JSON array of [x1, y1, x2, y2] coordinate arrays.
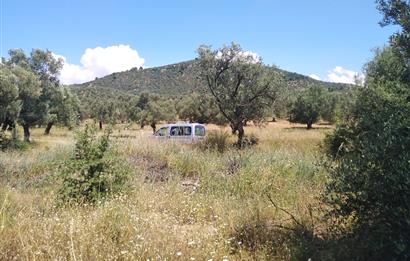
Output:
[[0, 121, 333, 260]]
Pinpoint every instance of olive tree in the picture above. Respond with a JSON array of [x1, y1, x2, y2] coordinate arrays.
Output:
[[13, 67, 43, 141], [0, 65, 20, 133], [6, 48, 79, 135], [197, 43, 283, 145], [137, 99, 176, 133], [176, 92, 220, 124], [377, 0, 410, 58], [288, 85, 326, 129]]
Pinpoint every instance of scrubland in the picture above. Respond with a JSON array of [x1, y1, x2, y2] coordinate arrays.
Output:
[[0, 121, 333, 260]]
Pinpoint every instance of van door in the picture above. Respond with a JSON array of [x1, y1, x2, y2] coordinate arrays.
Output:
[[170, 126, 193, 141]]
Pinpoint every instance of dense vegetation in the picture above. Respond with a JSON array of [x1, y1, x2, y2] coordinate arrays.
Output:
[[1, 49, 80, 142], [69, 59, 350, 97], [323, 1, 410, 259]]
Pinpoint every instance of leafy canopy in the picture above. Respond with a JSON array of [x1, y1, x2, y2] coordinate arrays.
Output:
[[197, 43, 283, 145]]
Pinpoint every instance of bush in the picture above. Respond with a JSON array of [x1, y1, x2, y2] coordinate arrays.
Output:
[[323, 44, 410, 259], [322, 125, 354, 159], [198, 130, 231, 153], [240, 133, 259, 148], [323, 86, 410, 260], [0, 131, 29, 151], [58, 125, 131, 204]]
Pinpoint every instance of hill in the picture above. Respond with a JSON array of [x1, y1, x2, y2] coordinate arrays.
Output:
[[68, 59, 351, 98]]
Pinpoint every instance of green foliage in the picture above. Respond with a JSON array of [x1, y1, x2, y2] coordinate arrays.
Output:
[[58, 125, 131, 204], [377, 0, 410, 58], [0, 132, 29, 151], [197, 43, 283, 145], [2, 48, 79, 140], [134, 94, 176, 132], [176, 92, 221, 124], [323, 4, 410, 256], [69, 59, 350, 100], [324, 45, 410, 260], [198, 130, 231, 153], [0, 66, 20, 125], [365, 46, 410, 88], [289, 86, 326, 129]]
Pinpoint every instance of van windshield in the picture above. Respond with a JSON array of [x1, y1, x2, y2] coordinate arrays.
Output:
[[155, 127, 168, 136]]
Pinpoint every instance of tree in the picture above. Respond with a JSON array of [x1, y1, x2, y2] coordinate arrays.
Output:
[[91, 99, 120, 130], [6, 48, 72, 135], [13, 66, 43, 142], [288, 86, 326, 129], [377, 0, 410, 58], [176, 92, 220, 124], [0, 65, 20, 134], [137, 99, 176, 133], [197, 43, 283, 145], [44, 87, 80, 134], [323, 4, 410, 257]]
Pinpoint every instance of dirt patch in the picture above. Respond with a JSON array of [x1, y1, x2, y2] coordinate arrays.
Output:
[[129, 155, 170, 182]]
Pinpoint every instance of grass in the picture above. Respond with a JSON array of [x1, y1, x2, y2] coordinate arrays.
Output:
[[0, 120, 333, 260]]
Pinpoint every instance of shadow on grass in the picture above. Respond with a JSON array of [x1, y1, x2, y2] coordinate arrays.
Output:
[[230, 218, 354, 260], [284, 126, 334, 130]]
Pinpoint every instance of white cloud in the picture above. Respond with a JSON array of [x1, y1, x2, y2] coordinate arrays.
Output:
[[54, 44, 145, 85], [326, 66, 364, 85], [309, 74, 321, 81]]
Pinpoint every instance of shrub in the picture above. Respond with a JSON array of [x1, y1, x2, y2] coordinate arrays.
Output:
[[58, 125, 131, 204], [0, 131, 29, 151], [240, 133, 259, 148], [198, 130, 231, 153], [323, 86, 410, 259], [322, 125, 354, 159]]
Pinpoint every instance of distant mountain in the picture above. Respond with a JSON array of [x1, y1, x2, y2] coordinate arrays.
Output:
[[68, 59, 351, 98]]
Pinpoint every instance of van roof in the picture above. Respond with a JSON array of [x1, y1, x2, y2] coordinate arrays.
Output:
[[159, 123, 205, 128]]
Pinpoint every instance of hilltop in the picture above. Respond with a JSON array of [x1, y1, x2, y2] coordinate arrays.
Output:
[[68, 59, 351, 97]]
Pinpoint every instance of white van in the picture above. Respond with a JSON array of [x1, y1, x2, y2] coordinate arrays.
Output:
[[153, 123, 205, 141]]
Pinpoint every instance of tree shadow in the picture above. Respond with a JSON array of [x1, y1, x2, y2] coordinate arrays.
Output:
[[230, 218, 354, 260], [284, 126, 334, 130]]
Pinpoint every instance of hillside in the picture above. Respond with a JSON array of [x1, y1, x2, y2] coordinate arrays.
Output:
[[69, 59, 351, 98]]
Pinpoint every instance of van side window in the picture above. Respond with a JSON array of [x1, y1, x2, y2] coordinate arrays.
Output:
[[195, 126, 205, 136], [170, 126, 181, 136], [155, 127, 168, 136], [182, 126, 192, 136], [170, 126, 192, 136]]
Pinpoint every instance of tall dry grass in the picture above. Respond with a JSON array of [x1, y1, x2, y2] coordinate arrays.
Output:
[[0, 121, 332, 260]]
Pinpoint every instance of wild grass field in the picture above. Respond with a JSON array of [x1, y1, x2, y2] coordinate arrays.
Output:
[[0, 121, 333, 260]]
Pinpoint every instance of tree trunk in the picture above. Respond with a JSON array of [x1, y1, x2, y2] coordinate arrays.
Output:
[[1, 122, 7, 132], [307, 121, 313, 130], [12, 127, 17, 140], [99, 121, 103, 130], [230, 123, 238, 134], [23, 124, 30, 142], [44, 121, 54, 135], [1, 117, 12, 131], [151, 122, 156, 133], [237, 122, 245, 148]]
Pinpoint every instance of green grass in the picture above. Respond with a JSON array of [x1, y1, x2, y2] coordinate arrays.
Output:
[[0, 121, 332, 260]]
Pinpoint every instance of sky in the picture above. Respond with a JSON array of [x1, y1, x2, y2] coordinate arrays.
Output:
[[1, 0, 399, 84]]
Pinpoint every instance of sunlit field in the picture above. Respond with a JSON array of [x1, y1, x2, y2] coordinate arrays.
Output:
[[0, 121, 333, 260]]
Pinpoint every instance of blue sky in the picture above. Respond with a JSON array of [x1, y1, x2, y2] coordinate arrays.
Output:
[[1, 0, 398, 84]]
